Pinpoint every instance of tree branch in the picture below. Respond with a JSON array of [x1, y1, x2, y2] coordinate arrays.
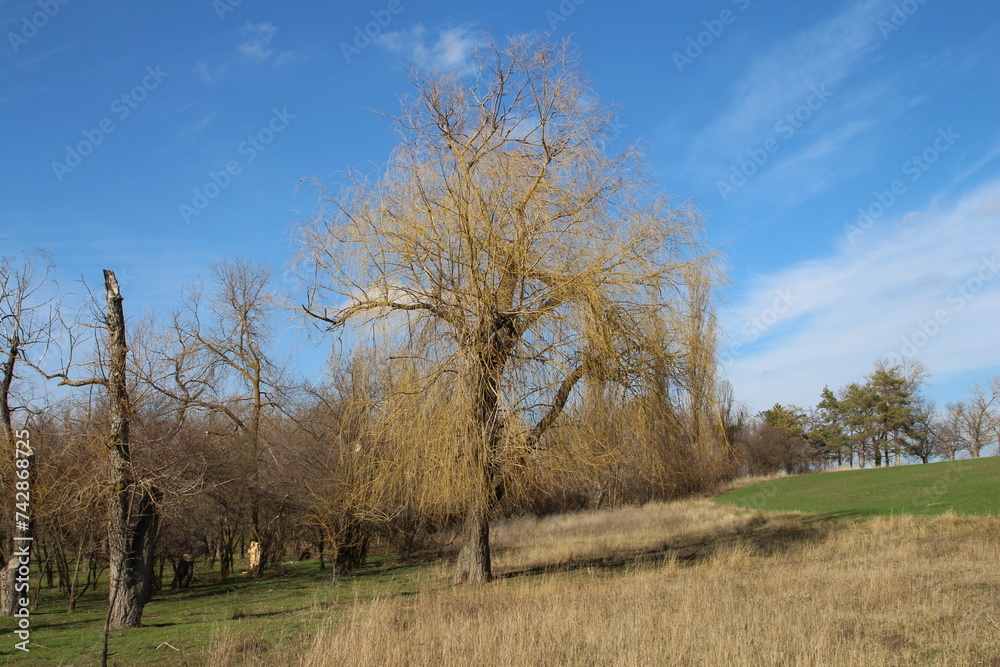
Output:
[[525, 364, 585, 449]]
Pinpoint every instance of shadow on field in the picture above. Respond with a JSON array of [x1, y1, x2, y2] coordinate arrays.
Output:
[[497, 513, 837, 580]]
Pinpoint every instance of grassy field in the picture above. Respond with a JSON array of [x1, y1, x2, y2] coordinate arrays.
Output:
[[0, 556, 438, 666], [714, 456, 1000, 517], [4, 459, 1000, 665]]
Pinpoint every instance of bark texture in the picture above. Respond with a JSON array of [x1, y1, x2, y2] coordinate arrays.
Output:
[[453, 506, 491, 584], [0, 456, 30, 617], [0, 333, 26, 617], [103, 270, 159, 629]]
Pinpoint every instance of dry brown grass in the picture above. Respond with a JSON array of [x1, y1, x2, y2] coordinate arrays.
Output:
[[221, 500, 1000, 666], [489, 499, 801, 573]]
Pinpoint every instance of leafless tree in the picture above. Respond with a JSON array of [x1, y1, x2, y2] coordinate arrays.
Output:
[[144, 257, 289, 576], [0, 253, 56, 616], [33, 271, 159, 629], [942, 379, 1000, 458]]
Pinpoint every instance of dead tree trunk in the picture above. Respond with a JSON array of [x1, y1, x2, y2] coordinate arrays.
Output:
[[103, 270, 159, 629], [0, 331, 29, 618], [0, 453, 31, 617]]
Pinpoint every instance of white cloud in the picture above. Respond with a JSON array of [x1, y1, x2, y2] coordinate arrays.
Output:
[[376, 25, 484, 71], [721, 178, 1000, 411], [239, 22, 278, 63]]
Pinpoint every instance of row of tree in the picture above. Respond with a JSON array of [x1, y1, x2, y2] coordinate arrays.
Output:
[[734, 360, 999, 475]]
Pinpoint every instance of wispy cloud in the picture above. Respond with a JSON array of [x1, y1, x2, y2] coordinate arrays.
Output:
[[177, 112, 219, 140], [693, 0, 889, 160], [239, 22, 278, 62], [376, 25, 484, 70], [195, 61, 227, 83], [722, 177, 1000, 410], [197, 22, 292, 83], [675, 0, 929, 209]]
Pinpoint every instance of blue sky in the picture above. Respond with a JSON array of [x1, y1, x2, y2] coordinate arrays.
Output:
[[2, 0, 999, 413]]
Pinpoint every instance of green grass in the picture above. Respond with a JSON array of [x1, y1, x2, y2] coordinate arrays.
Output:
[[0, 555, 437, 666], [715, 456, 1000, 518]]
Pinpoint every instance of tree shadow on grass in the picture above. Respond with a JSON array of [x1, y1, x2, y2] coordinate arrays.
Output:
[[497, 513, 839, 581]]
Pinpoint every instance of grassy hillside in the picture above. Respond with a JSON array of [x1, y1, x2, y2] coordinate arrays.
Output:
[[6, 457, 1000, 665], [714, 456, 1000, 517], [5, 499, 1000, 666]]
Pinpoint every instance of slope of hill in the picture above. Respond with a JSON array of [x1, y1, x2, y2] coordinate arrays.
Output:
[[9, 497, 1000, 665], [714, 457, 1000, 517]]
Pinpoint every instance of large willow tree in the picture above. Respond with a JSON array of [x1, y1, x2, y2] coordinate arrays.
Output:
[[299, 37, 719, 583]]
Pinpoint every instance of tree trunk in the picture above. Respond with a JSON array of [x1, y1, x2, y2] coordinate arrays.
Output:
[[317, 527, 325, 571], [451, 341, 580, 585], [0, 331, 26, 617], [453, 505, 491, 584], [103, 270, 159, 629], [453, 349, 505, 585], [106, 478, 159, 628], [0, 559, 17, 618], [1, 451, 31, 617]]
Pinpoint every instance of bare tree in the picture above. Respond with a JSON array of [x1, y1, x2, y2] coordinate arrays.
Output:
[[35, 271, 159, 628], [944, 379, 1000, 458], [101, 271, 159, 628], [0, 253, 56, 616], [298, 37, 717, 583], [145, 257, 288, 576], [35, 412, 105, 612], [993, 377, 1000, 457]]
